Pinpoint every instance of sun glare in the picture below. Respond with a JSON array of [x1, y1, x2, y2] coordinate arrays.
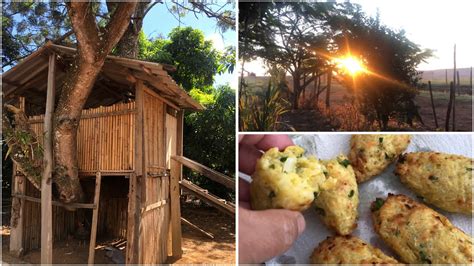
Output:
[[337, 56, 365, 75]]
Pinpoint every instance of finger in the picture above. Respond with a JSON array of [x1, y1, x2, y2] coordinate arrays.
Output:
[[239, 178, 251, 202], [239, 144, 263, 175], [256, 135, 294, 151], [239, 208, 305, 263], [239, 135, 265, 146]]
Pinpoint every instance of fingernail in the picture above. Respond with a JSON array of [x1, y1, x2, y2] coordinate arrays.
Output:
[[296, 214, 305, 235]]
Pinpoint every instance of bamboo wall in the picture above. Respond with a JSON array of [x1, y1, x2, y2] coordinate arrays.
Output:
[[22, 180, 76, 251], [21, 176, 129, 252], [29, 102, 136, 172]]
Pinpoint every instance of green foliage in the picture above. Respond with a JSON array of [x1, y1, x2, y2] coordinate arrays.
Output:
[[2, 136, 13, 196], [138, 27, 236, 200], [329, 5, 433, 129], [2, 1, 71, 69], [239, 81, 291, 131], [184, 85, 235, 200]]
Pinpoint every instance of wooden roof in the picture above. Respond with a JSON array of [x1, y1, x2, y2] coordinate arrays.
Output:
[[2, 42, 203, 115]]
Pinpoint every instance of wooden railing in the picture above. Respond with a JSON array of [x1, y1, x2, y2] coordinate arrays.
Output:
[[171, 156, 235, 216]]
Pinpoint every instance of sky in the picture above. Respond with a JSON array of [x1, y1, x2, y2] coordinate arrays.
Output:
[[243, 0, 474, 76], [142, 2, 237, 88]]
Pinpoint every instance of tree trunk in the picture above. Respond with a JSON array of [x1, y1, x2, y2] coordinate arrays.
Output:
[[115, 1, 151, 58], [292, 75, 300, 109], [53, 2, 137, 203]]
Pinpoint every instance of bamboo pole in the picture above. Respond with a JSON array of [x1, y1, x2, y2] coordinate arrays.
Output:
[[428, 81, 438, 128], [41, 52, 55, 264]]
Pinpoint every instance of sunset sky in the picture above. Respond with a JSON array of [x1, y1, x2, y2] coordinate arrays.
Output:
[[243, 0, 474, 76]]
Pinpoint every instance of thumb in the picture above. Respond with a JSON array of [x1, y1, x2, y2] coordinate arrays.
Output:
[[239, 207, 305, 263]]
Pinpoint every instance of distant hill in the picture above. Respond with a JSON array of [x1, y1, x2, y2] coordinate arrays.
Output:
[[420, 67, 472, 86]]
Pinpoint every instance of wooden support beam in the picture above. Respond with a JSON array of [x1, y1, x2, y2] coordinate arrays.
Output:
[[88, 172, 102, 265], [12, 194, 96, 209], [126, 81, 145, 264], [180, 180, 235, 216], [170, 159, 183, 258], [172, 156, 235, 191], [41, 52, 55, 264], [181, 217, 214, 239]]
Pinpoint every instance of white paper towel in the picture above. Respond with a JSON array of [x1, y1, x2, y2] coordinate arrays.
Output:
[[264, 134, 473, 264]]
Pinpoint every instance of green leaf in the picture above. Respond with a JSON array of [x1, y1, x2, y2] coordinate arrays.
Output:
[[371, 198, 385, 212]]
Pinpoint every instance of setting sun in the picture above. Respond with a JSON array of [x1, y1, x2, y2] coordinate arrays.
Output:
[[336, 56, 365, 75]]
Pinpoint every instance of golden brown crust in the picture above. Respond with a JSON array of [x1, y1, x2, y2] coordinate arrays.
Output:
[[310, 235, 399, 264], [395, 152, 473, 214], [349, 134, 411, 183], [371, 194, 473, 264], [314, 155, 359, 235], [250, 146, 326, 211]]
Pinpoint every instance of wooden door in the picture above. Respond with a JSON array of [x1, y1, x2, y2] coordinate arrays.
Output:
[[139, 88, 171, 263]]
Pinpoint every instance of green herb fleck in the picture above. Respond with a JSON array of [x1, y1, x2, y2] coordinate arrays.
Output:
[[428, 175, 438, 181], [379, 137, 384, 144], [297, 154, 303, 158], [269, 191, 276, 198], [348, 190, 355, 198], [467, 167, 473, 171], [339, 159, 351, 168], [384, 152, 391, 160], [280, 156, 288, 162], [269, 164, 275, 169], [371, 198, 385, 212], [315, 207, 326, 216], [323, 171, 329, 177], [419, 250, 431, 264], [417, 195, 425, 201]]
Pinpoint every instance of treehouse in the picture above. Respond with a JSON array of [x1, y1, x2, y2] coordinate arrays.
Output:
[[3, 42, 235, 264]]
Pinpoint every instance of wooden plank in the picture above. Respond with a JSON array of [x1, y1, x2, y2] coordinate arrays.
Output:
[[88, 172, 102, 265], [172, 156, 235, 190], [180, 180, 235, 216], [181, 217, 214, 239], [140, 199, 168, 214], [41, 52, 55, 264], [12, 194, 96, 209], [169, 159, 183, 258]]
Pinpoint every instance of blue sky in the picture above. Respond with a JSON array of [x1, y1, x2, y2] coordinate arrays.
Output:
[[142, 3, 236, 88]]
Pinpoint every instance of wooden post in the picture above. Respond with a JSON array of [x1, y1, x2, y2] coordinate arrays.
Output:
[[169, 110, 183, 258], [126, 80, 145, 264], [41, 52, 55, 264], [427, 81, 438, 129], [445, 81, 454, 131], [470, 66, 472, 90], [452, 44, 456, 131], [88, 172, 102, 265], [325, 68, 332, 109], [445, 69, 448, 85]]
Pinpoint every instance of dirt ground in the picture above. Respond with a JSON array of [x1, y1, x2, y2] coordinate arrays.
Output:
[[275, 83, 472, 131], [1, 204, 235, 264], [416, 90, 472, 131]]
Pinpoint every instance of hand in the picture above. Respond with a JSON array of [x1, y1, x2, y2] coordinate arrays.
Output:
[[238, 135, 306, 263]]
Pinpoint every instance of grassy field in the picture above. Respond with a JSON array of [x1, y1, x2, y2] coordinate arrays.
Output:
[[241, 76, 472, 131]]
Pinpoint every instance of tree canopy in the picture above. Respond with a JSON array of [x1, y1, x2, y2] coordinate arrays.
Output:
[[239, 2, 432, 128]]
